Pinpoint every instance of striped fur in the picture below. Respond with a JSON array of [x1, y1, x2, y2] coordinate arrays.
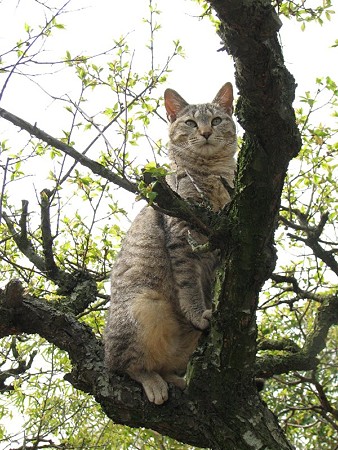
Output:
[[104, 83, 237, 404]]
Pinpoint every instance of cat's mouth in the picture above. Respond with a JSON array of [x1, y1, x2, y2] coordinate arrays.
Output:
[[201, 140, 214, 147], [196, 141, 219, 155]]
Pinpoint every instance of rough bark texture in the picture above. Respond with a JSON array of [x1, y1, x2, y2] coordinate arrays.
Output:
[[0, 287, 292, 449], [0, 1, 310, 449]]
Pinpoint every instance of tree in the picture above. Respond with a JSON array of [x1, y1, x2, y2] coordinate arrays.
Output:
[[0, 0, 337, 449]]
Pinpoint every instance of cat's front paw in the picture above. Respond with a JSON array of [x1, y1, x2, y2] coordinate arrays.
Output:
[[192, 309, 212, 330]]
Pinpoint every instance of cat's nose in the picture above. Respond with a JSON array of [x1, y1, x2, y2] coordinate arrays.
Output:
[[200, 130, 212, 140]]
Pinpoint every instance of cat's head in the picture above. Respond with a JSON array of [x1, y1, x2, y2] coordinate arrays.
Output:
[[164, 83, 236, 156]]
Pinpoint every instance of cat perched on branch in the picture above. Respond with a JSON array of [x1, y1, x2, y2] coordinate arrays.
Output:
[[104, 83, 237, 404]]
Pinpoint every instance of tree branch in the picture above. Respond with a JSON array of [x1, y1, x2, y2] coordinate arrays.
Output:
[[256, 294, 338, 378], [2, 199, 100, 308], [0, 106, 137, 193], [257, 338, 301, 353], [0, 279, 210, 448], [270, 273, 324, 303], [0, 107, 229, 250], [143, 173, 221, 240], [2, 202, 47, 273], [40, 189, 62, 280], [280, 211, 338, 276], [3, 279, 25, 307], [0, 336, 37, 393], [302, 295, 338, 359]]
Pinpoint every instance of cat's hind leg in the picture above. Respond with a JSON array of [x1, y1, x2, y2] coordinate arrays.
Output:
[[162, 373, 186, 390], [127, 370, 168, 405]]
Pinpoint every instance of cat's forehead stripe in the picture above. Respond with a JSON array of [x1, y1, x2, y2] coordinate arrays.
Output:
[[192, 105, 215, 119]]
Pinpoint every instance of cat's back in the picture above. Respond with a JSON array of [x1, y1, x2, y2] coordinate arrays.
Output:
[[110, 206, 171, 300], [104, 205, 200, 375]]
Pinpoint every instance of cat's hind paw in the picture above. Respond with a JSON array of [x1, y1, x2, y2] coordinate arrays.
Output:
[[163, 373, 187, 390], [142, 375, 169, 405]]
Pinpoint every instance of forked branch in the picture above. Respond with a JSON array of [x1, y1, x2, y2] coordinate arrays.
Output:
[[256, 294, 338, 378]]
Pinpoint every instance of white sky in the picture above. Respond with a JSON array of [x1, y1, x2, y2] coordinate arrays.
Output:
[[0, 0, 336, 115]]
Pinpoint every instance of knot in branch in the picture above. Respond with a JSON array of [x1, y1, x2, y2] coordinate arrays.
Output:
[[3, 279, 25, 308]]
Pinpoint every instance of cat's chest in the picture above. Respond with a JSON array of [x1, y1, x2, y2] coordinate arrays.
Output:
[[199, 174, 231, 210], [177, 172, 231, 211]]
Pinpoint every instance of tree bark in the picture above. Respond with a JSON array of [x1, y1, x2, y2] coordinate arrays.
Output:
[[0, 284, 293, 449]]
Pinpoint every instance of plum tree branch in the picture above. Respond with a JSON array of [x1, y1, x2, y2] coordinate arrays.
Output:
[[270, 273, 324, 303], [40, 189, 62, 281], [2, 201, 99, 313], [0, 276, 296, 449], [197, 0, 302, 380], [0, 107, 223, 244], [0, 335, 37, 393], [2, 203, 47, 274], [0, 106, 137, 193], [256, 294, 338, 378], [279, 211, 338, 276]]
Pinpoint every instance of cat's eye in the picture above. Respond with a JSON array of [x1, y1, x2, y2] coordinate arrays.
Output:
[[185, 119, 198, 128], [211, 117, 222, 126]]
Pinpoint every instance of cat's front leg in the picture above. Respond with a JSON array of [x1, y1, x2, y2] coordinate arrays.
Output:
[[171, 262, 213, 330], [200, 308, 212, 329], [166, 223, 214, 330], [174, 282, 212, 330], [185, 306, 212, 331]]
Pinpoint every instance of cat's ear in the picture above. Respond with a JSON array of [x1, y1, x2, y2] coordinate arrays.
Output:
[[164, 89, 189, 122], [212, 82, 234, 115]]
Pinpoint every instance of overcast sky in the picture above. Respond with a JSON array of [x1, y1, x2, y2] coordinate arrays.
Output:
[[1, 0, 337, 111]]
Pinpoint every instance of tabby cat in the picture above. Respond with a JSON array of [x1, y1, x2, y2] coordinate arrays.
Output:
[[104, 82, 237, 404]]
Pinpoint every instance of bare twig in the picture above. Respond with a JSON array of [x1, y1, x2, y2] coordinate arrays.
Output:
[[280, 209, 338, 277], [0, 157, 10, 224], [0, 1, 72, 101], [270, 273, 324, 303]]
